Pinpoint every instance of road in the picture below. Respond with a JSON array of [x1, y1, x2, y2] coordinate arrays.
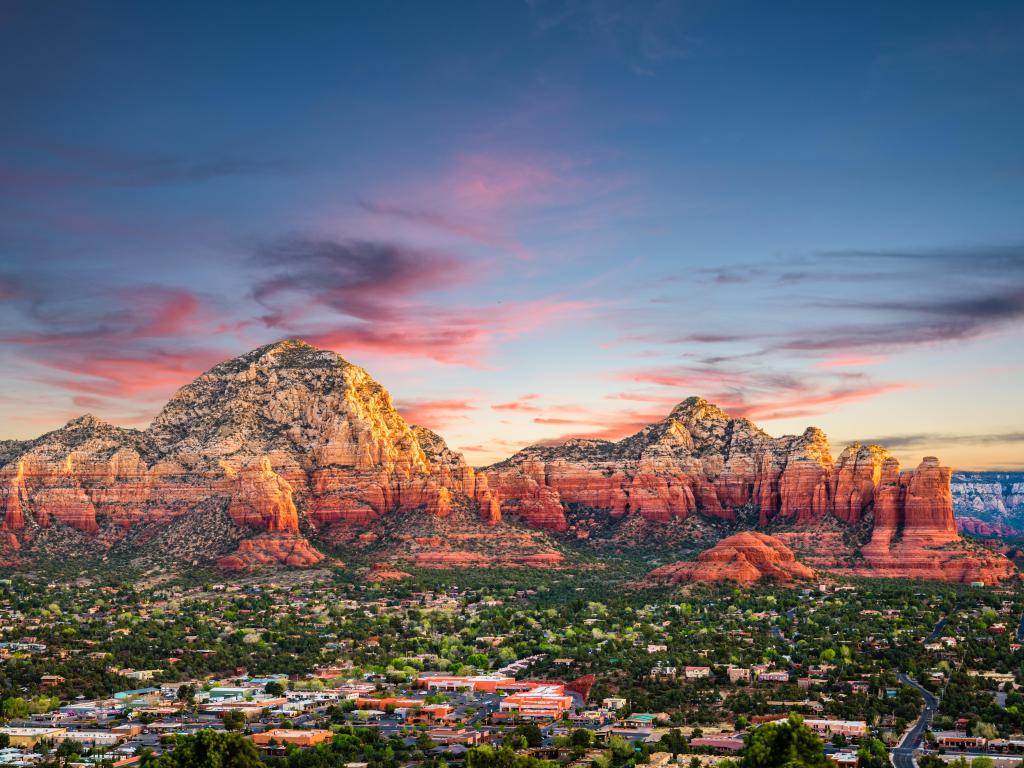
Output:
[[925, 602, 958, 644], [891, 672, 940, 768]]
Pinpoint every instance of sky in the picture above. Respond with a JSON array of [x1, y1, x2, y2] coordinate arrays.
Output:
[[1, 1, 1023, 470]]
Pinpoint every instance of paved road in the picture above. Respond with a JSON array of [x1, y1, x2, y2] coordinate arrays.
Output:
[[891, 673, 940, 768], [925, 602, 958, 644]]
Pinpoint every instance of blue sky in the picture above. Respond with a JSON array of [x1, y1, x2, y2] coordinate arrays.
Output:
[[1, 1, 1022, 468]]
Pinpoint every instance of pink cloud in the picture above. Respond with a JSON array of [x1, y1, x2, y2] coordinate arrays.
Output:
[[815, 355, 886, 369], [445, 153, 577, 213], [396, 398, 477, 430], [492, 393, 543, 412]]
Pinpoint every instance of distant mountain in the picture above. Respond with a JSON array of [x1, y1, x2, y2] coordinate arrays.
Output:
[[0, 340, 1015, 584], [953, 472, 1024, 533]]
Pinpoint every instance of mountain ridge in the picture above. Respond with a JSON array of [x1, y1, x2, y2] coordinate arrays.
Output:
[[0, 340, 1014, 584]]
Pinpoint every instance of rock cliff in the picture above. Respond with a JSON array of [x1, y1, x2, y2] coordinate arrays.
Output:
[[952, 472, 1024, 529], [0, 341, 1015, 583], [0, 340, 492, 570], [481, 398, 1015, 584]]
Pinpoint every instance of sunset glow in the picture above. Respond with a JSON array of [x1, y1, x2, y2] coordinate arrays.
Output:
[[1, 2, 1022, 470]]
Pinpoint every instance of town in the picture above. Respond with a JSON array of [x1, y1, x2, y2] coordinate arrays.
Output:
[[1, 568, 1023, 768]]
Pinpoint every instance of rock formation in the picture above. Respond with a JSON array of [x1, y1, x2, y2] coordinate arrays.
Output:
[[0, 341, 493, 570], [645, 532, 815, 585], [0, 340, 1015, 583], [957, 517, 1023, 538], [481, 399, 1015, 584]]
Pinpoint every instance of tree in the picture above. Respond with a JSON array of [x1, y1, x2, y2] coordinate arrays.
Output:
[[608, 735, 633, 760], [856, 738, 888, 768], [972, 758, 995, 768], [2, 697, 29, 719], [659, 729, 687, 756], [221, 709, 246, 732], [146, 730, 261, 768], [740, 715, 831, 768], [0, 733, 8, 749], [515, 723, 544, 748], [264, 680, 285, 696], [177, 684, 196, 705], [571, 729, 594, 748]]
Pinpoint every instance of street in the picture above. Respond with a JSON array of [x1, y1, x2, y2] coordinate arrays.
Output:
[[891, 672, 940, 768]]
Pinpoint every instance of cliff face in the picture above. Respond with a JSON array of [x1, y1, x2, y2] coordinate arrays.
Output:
[[0, 341, 487, 569], [952, 472, 1024, 529], [0, 341, 1015, 583], [482, 399, 941, 535], [481, 398, 1014, 584]]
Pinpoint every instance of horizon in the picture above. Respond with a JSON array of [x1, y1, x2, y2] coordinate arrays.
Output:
[[2, 1, 1023, 471]]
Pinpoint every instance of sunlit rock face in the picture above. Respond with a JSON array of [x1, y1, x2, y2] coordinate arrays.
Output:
[[481, 398, 1014, 584], [0, 341, 1015, 583], [482, 398, 914, 533], [645, 531, 815, 585], [0, 341, 477, 570]]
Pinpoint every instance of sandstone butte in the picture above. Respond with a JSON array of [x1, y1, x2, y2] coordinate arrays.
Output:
[[0, 339, 1015, 584], [646, 532, 816, 585]]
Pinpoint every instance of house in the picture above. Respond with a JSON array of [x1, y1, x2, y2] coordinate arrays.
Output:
[[685, 666, 711, 679], [803, 720, 869, 738], [830, 752, 859, 768], [602, 697, 627, 711], [728, 667, 751, 683], [623, 713, 659, 728], [934, 731, 987, 749], [690, 737, 744, 753]]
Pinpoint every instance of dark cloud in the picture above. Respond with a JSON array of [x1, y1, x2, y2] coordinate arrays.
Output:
[[251, 236, 468, 326], [850, 432, 1024, 450]]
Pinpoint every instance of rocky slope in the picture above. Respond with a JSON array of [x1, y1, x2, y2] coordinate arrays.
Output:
[[0, 340, 1015, 583], [645, 532, 815, 585], [481, 398, 1014, 584], [957, 516, 1024, 539], [0, 340, 507, 570]]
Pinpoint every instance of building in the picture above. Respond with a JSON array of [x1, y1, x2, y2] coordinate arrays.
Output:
[[0, 727, 67, 748], [623, 713, 659, 728], [934, 732, 987, 749], [803, 720, 869, 738], [602, 697, 627, 711], [251, 729, 333, 748], [417, 674, 517, 693], [690, 737, 745, 753], [830, 752, 859, 768], [685, 666, 711, 679], [727, 667, 751, 683], [500, 684, 574, 719]]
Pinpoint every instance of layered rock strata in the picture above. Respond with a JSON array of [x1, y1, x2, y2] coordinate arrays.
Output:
[[645, 532, 815, 585]]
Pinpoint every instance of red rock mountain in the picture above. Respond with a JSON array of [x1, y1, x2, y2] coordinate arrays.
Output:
[[0, 341, 495, 569], [0, 340, 1015, 583], [646, 532, 815, 585]]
